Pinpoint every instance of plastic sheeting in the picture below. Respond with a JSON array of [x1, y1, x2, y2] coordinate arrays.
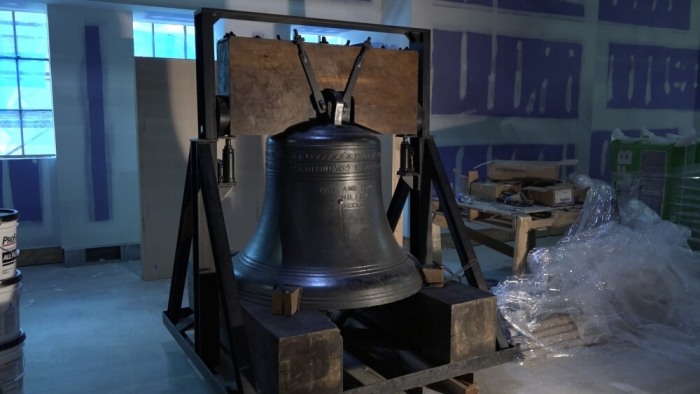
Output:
[[493, 176, 700, 363]]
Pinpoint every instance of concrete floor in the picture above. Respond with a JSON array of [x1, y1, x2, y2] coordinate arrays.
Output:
[[18, 248, 700, 393], [20, 261, 210, 394]]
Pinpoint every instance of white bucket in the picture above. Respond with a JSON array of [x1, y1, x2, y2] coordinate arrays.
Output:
[[0, 210, 19, 280], [0, 272, 21, 345], [0, 332, 24, 394]]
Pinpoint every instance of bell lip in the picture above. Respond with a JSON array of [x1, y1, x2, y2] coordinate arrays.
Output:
[[232, 252, 425, 310]]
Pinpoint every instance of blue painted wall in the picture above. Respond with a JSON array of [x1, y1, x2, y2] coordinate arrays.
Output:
[[441, 0, 584, 17], [607, 43, 699, 110], [0, 160, 43, 222], [599, 0, 691, 30], [428, 0, 700, 186], [433, 30, 582, 118]]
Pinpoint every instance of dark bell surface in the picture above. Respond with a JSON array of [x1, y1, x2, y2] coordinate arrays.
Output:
[[233, 121, 423, 310]]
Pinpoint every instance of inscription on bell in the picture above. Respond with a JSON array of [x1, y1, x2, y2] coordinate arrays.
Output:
[[268, 147, 381, 174], [320, 183, 373, 194], [326, 184, 373, 209], [287, 151, 380, 161], [289, 164, 353, 174]]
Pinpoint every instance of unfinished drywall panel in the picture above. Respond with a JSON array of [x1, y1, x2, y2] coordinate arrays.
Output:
[[136, 58, 266, 280], [48, 4, 141, 251], [136, 58, 195, 280], [424, 2, 590, 191]]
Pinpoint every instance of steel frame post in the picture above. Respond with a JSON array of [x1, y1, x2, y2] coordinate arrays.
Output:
[[195, 11, 219, 141], [164, 140, 255, 393], [386, 178, 411, 232]]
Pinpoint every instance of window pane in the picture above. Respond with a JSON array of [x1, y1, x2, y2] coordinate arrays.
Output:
[[299, 33, 320, 43], [325, 35, 345, 45], [14, 12, 48, 59], [0, 110, 22, 156], [133, 21, 153, 57], [154, 23, 185, 59], [19, 60, 52, 110], [185, 25, 195, 59], [0, 11, 15, 57], [22, 110, 55, 156], [0, 60, 19, 110], [0, 12, 54, 157]]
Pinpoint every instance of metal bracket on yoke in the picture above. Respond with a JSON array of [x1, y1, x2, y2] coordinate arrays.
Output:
[[294, 30, 327, 117], [294, 32, 372, 126], [397, 134, 417, 177], [339, 37, 371, 124]]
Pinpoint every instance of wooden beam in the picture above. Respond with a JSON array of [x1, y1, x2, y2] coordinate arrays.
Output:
[[219, 36, 418, 136]]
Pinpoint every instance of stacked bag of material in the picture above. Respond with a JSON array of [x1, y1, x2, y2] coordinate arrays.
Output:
[[610, 127, 700, 249]]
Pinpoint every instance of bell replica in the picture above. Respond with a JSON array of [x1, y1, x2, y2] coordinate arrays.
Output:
[[233, 38, 423, 310], [232, 120, 424, 310]]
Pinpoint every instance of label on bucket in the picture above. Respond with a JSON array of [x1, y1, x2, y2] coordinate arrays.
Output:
[[0, 236, 15, 249], [0, 217, 17, 280], [1, 251, 17, 267]]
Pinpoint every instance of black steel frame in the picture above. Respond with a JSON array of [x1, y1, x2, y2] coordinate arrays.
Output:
[[164, 8, 515, 393]]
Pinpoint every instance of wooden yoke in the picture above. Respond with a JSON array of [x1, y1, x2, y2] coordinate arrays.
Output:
[[216, 36, 419, 135]]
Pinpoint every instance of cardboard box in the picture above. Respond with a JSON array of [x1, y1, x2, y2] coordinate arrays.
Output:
[[484, 160, 573, 181], [524, 183, 575, 206], [470, 182, 518, 201], [460, 171, 480, 220], [573, 186, 588, 204], [460, 171, 479, 195]]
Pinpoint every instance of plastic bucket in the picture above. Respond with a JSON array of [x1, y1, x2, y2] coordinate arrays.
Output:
[[0, 332, 24, 394], [0, 271, 21, 345], [0, 210, 19, 280]]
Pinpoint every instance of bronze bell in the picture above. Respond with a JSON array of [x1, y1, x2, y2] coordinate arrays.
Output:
[[232, 120, 424, 310]]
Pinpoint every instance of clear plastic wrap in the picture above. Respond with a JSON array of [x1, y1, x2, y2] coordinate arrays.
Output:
[[493, 177, 700, 363]]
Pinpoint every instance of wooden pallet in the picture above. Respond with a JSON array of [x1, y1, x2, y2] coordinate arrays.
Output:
[[228, 281, 516, 393]]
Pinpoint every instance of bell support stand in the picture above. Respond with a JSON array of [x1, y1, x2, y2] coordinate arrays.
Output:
[[163, 8, 518, 393]]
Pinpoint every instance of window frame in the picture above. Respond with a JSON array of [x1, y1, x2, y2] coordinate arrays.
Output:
[[132, 20, 196, 60], [0, 9, 55, 158]]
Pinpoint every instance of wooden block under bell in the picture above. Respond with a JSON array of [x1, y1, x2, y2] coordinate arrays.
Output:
[[242, 300, 343, 394], [361, 282, 497, 364]]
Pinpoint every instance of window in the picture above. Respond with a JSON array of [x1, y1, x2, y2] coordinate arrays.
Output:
[[0, 10, 55, 157], [296, 33, 347, 45], [290, 24, 351, 46], [133, 21, 195, 59]]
